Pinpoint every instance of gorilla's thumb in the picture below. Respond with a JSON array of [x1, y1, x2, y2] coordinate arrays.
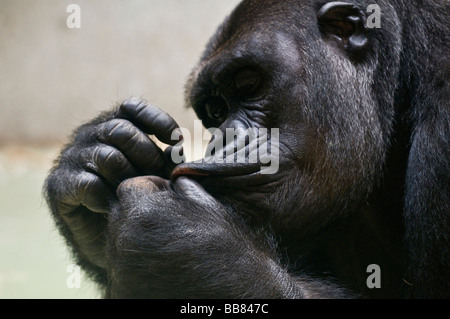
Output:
[[117, 176, 170, 200]]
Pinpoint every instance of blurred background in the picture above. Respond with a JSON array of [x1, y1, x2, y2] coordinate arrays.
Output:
[[0, 0, 241, 298]]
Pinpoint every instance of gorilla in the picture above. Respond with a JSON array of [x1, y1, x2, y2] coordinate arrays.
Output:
[[44, 0, 449, 298]]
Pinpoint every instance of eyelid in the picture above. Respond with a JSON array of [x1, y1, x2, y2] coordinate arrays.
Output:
[[234, 68, 261, 90]]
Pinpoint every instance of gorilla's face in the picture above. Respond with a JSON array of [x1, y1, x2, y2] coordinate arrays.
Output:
[[173, 0, 398, 234]]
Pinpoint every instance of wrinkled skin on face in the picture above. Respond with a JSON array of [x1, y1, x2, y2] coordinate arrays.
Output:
[[44, 0, 450, 298]]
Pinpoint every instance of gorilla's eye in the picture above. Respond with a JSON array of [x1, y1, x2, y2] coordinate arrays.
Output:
[[205, 98, 228, 121], [234, 68, 262, 98]]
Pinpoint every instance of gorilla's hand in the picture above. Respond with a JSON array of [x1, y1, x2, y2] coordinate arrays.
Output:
[[44, 98, 182, 269], [107, 176, 288, 298]]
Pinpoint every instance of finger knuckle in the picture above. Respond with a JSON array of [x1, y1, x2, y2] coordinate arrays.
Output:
[[107, 118, 134, 135], [76, 171, 97, 197], [117, 177, 159, 199], [94, 145, 118, 164]]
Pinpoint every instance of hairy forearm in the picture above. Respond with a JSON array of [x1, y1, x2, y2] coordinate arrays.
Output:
[[212, 247, 354, 299]]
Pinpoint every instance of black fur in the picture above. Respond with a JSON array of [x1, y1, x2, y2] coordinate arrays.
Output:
[[44, 0, 449, 298]]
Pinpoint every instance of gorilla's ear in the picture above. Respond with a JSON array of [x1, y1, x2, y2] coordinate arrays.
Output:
[[318, 2, 368, 53]]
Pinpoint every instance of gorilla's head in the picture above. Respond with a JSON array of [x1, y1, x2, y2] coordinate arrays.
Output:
[[173, 0, 403, 236]]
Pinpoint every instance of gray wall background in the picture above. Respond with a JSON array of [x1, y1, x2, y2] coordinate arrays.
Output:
[[0, 0, 241, 145]]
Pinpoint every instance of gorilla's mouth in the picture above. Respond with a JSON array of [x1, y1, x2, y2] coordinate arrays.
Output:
[[171, 162, 266, 187], [172, 162, 261, 178]]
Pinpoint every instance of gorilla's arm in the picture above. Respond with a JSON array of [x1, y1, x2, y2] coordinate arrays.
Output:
[[44, 98, 182, 285], [107, 176, 355, 299]]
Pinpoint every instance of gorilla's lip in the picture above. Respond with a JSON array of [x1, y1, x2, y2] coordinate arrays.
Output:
[[171, 162, 262, 180]]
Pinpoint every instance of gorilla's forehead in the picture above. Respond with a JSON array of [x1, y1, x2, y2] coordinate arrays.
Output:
[[208, 0, 315, 54], [198, 0, 315, 70]]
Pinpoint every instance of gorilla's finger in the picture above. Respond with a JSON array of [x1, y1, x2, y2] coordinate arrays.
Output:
[[53, 170, 113, 214], [98, 119, 167, 174], [78, 172, 115, 213], [83, 145, 139, 186], [118, 97, 182, 146]]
